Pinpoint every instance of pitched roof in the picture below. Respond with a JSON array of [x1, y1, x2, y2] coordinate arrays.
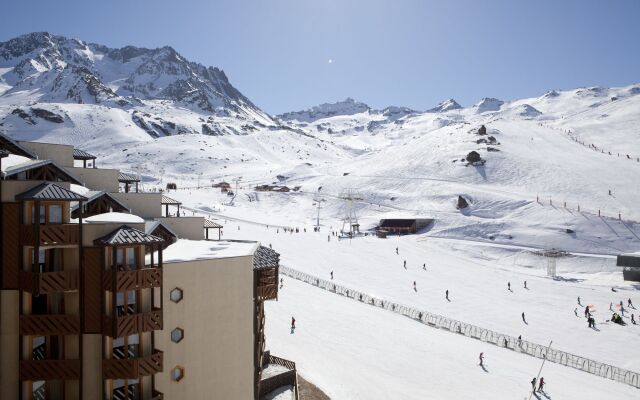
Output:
[[145, 220, 178, 238], [94, 225, 164, 246], [2, 159, 83, 184], [118, 172, 139, 182], [0, 133, 37, 159], [161, 195, 181, 205], [15, 182, 88, 201], [70, 191, 130, 212], [204, 219, 223, 229], [253, 245, 280, 270], [72, 148, 96, 160]]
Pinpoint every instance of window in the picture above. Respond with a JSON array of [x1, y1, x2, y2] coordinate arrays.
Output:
[[171, 366, 185, 382], [31, 205, 45, 224], [116, 247, 138, 269], [170, 288, 183, 303], [171, 328, 184, 343], [48, 205, 62, 224]]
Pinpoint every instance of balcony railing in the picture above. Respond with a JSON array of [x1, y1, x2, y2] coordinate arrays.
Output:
[[102, 267, 162, 292], [20, 314, 80, 335], [103, 308, 163, 338], [20, 270, 79, 294], [256, 267, 278, 301], [259, 354, 298, 399], [20, 224, 80, 246], [19, 359, 81, 381], [103, 349, 163, 379]]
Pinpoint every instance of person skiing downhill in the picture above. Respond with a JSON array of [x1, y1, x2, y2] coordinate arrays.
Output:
[[507, 282, 511, 291], [423, 263, 426, 270], [531, 377, 537, 391], [538, 377, 545, 392], [403, 260, 407, 269], [479, 352, 484, 367], [632, 314, 636, 325], [522, 312, 526, 323], [629, 298, 634, 308], [578, 296, 581, 306], [413, 281, 417, 291], [330, 271, 334, 280], [445, 290, 449, 301], [524, 280, 527, 289], [291, 317, 296, 332], [395, 247, 399, 255], [584, 305, 590, 317], [620, 300, 625, 316]]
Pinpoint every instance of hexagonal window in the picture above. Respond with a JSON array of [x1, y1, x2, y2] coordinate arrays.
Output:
[[171, 327, 184, 343], [170, 287, 183, 303], [171, 366, 185, 382]]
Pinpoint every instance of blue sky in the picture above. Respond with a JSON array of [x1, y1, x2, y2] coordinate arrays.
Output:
[[1, 0, 639, 114]]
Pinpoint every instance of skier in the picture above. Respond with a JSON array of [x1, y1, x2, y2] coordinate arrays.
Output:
[[395, 247, 399, 255], [584, 305, 590, 317], [479, 352, 484, 367], [291, 316, 296, 333], [327, 235, 330, 242], [445, 290, 449, 301], [578, 296, 581, 306], [538, 377, 545, 392], [280, 277, 284, 287], [524, 280, 527, 289], [507, 282, 511, 291], [629, 298, 634, 308], [413, 281, 417, 291], [632, 314, 636, 325], [531, 377, 537, 391], [610, 302, 613, 311], [517, 335, 522, 347], [330, 271, 334, 280], [423, 263, 426, 270], [522, 312, 526, 324], [574, 308, 578, 317], [620, 300, 625, 316], [403, 260, 407, 269]]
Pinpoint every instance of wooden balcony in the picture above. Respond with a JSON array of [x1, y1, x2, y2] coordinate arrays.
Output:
[[19, 359, 81, 381], [20, 224, 80, 246], [103, 349, 163, 379], [103, 308, 163, 338], [20, 314, 80, 335], [256, 267, 278, 301], [102, 267, 162, 292], [20, 270, 79, 294]]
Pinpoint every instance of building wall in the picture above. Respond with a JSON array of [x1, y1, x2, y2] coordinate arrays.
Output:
[[155, 256, 255, 400], [66, 167, 120, 193], [155, 217, 205, 240], [0, 290, 20, 400], [19, 142, 74, 168], [111, 193, 162, 220], [82, 334, 102, 400]]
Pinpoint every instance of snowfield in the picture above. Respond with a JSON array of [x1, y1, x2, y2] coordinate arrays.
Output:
[[2, 34, 640, 397]]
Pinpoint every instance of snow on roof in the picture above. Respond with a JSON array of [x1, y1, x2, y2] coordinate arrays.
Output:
[[70, 184, 91, 196], [147, 239, 258, 264], [85, 212, 144, 224], [0, 154, 32, 172]]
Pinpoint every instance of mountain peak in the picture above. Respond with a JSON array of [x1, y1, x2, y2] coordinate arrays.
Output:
[[278, 98, 370, 122], [428, 98, 461, 113]]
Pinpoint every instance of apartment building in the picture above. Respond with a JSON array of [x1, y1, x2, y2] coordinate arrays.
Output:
[[0, 134, 293, 400]]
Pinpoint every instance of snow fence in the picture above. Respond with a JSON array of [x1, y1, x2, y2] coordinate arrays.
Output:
[[280, 265, 640, 389]]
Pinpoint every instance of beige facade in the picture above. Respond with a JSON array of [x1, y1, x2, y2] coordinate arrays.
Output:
[[155, 217, 205, 240], [67, 167, 120, 192], [1, 180, 71, 202], [111, 193, 162, 219], [19, 141, 75, 168], [156, 255, 255, 400]]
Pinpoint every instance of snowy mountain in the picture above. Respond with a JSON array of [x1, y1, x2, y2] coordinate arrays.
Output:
[[0, 32, 273, 136], [427, 98, 462, 113], [277, 97, 371, 123]]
